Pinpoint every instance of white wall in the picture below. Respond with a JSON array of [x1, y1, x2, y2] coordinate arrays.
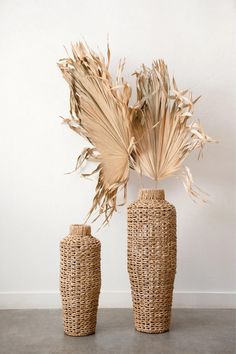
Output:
[[0, 0, 235, 309]]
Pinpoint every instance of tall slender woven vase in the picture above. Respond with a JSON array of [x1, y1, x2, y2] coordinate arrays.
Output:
[[127, 189, 176, 333], [60, 224, 101, 336]]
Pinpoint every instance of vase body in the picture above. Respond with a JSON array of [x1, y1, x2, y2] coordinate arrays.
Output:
[[127, 189, 176, 333], [60, 224, 101, 336]]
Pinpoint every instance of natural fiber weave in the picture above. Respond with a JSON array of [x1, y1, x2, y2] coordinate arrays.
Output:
[[128, 189, 176, 333], [60, 224, 101, 336]]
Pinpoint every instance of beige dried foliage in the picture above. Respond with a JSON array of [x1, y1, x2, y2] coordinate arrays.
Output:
[[132, 60, 216, 201], [58, 43, 216, 224], [58, 42, 135, 224]]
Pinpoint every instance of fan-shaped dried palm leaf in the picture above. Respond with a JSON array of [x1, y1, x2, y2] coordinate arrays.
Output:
[[132, 60, 216, 201], [58, 42, 135, 224]]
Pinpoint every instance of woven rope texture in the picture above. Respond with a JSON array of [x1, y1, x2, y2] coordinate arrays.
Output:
[[128, 189, 176, 333], [60, 224, 101, 336]]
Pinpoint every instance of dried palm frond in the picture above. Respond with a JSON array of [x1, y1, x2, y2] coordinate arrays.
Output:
[[59, 43, 216, 225], [132, 60, 216, 200], [58, 42, 135, 224]]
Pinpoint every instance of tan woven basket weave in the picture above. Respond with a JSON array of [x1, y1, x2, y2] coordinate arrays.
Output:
[[60, 224, 101, 336], [128, 189, 176, 333]]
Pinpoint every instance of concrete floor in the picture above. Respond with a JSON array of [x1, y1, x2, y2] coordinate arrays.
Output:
[[0, 309, 235, 354]]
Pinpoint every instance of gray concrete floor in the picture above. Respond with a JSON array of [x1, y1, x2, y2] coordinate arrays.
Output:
[[0, 309, 235, 354]]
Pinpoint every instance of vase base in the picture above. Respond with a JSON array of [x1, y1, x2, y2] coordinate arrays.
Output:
[[64, 330, 95, 337], [135, 327, 169, 334]]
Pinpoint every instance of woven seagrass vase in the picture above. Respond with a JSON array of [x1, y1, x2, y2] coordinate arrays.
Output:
[[127, 189, 176, 333], [60, 224, 101, 336]]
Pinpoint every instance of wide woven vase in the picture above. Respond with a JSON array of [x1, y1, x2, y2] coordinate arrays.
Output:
[[60, 224, 101, 336], [127, 189, 176, 333]]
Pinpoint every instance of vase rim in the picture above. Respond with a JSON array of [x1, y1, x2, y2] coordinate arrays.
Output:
[[138, 189, 165, 200], [69, 224, 91, 236]]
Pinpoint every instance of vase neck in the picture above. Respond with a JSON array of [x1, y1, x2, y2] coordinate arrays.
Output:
[[69, 224, 91, 236], [138, 189, 165, 200]]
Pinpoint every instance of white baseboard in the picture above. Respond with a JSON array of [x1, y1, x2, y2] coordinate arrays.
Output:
[[0, 291, 235, 309]]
